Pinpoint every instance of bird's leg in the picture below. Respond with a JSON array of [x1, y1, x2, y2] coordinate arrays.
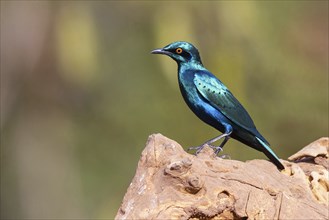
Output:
[[214, 136, 230, 155], [207, 125, 232, 151], [187, 133, 228, 155], [204, 133, 228, 146], [188, 125, 232, 155], [187, 145, 206, 154]]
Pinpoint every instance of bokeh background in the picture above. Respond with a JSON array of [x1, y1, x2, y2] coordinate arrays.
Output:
[[1, 1, 328, 219]]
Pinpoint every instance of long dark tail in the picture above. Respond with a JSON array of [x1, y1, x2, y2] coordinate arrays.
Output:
[[256, 137, 285, 170]]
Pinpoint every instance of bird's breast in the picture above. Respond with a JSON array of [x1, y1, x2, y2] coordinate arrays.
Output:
[[178, 72, 229, 132]]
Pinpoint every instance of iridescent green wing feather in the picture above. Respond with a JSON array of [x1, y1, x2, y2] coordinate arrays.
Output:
[[194, 72, 256, 131]]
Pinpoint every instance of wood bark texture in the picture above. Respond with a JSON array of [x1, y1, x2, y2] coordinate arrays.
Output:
[[115, 134, 329, 220]]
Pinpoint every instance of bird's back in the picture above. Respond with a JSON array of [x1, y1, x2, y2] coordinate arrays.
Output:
[[179, 67, 270, 148]]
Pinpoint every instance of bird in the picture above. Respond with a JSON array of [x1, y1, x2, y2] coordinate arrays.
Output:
[[151, 41, 285, 170]]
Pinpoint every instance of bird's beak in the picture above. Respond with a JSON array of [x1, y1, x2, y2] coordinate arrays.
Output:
[[151, 48, 171, 55]]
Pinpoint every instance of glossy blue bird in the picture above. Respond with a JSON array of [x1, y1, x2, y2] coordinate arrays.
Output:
[[152, 41, 284, 170]]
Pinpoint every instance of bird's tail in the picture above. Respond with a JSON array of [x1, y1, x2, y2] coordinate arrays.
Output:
[[256, 137, 285, 170]]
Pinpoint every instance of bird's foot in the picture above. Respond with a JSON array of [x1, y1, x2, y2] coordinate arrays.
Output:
[[210, 146, 230, 158], [211, 145, 223, 155], [188, 144, 230, 159], [187, 145, 206, 155]]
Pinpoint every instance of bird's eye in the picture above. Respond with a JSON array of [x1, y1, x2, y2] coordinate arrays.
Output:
[[176, 48, 183, 54]]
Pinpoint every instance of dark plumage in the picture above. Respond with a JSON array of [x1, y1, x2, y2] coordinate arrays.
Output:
[[152, 41, 284, 170]]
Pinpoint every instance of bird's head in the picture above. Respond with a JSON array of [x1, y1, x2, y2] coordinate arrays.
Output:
[[151, 41, 202, 65]]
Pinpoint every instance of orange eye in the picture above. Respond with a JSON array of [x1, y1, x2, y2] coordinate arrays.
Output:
[[176, 48, 183, 54]]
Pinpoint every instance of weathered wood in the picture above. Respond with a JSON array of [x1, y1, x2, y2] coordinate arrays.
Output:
[[116, 134, 328, 219]]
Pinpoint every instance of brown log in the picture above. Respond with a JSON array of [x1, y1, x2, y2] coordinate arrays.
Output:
[[115, 134, 329, 219]]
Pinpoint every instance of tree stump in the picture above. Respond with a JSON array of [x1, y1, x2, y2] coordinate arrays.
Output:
[[115, 134, 328, 219]]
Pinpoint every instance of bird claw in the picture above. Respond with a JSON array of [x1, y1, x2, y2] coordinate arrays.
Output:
[[188, 144, 227, 157], [211, 145, 223, 155], [187, 145, 199, 151], [187, 145, 206, 155]]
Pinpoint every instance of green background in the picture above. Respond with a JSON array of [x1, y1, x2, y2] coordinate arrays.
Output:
[[1, 1, 328, 219]]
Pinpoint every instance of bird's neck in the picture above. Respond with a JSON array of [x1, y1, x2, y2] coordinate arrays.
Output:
[[178, 61, 205, 73]]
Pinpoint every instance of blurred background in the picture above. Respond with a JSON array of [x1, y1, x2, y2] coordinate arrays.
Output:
[[1, 1, 328, 219]]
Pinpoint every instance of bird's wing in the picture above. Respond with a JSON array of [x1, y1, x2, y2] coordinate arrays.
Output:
[[194, 71, 256, 131]]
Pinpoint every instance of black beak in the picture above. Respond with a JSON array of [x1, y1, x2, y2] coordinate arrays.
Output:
[[151, 48, 171, 55]]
